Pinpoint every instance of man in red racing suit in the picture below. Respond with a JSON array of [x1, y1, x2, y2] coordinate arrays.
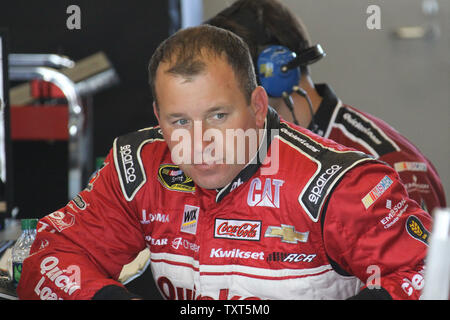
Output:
[[17, 25, 431, 300], [17, 107, 431, 300]]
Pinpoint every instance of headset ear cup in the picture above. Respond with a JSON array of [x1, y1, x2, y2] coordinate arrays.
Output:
[[257, 45, 300, 98]]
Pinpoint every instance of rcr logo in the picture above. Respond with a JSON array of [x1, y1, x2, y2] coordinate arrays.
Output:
[[308, 164, 342, 204], [120, 145, 136, 184], [247, 178, 284, 208]]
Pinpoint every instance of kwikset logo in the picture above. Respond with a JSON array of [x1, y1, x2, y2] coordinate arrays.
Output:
[[210, 248, 264, 260]]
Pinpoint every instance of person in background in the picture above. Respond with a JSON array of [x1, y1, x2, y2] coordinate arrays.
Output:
[[205, 0, 446, 215]]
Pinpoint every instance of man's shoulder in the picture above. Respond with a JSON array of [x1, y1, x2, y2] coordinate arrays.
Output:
[[278, 120, 375, 222], [114, 126, 165, 148], [328, 104, 404, 158], [331, 104, 432, 166], [112, 126, 166, 201], [278, 119, 369, 159]]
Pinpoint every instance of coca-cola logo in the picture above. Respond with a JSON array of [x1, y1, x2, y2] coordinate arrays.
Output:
[[214, 219, 261, 241]]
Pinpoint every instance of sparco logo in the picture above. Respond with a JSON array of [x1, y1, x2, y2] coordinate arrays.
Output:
[[214, 219, 261, 241], [120, 144, 136, 184], [308, 164, 342, 204]]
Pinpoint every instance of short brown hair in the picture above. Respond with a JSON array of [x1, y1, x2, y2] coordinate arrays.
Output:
[[205, 0, 312, 75], [148, 25, 257, 106]]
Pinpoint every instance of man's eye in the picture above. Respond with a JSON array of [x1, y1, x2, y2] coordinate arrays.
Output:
[[173, 119, 189, 126], [212, 113, 227, 120]]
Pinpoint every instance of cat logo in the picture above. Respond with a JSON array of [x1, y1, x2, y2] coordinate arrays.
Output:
[[265, 225, 309, 244], [158, 164, 195, 192], [247, 178, 284, 208]]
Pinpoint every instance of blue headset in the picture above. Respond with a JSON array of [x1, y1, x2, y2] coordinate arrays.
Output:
[[256, 44, 325, 98]]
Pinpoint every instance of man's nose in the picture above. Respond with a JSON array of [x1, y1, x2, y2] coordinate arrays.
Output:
[[192, 120, 212, 163]]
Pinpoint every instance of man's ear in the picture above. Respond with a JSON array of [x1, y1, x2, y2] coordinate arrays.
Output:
[[153, 101, 160, 123], [251, 86, 269, 128]]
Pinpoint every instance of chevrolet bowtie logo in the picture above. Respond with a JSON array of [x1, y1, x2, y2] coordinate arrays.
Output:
[[265, 225, 309, 244]]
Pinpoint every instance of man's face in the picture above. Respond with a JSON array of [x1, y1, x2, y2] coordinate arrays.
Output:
[[154, 54, 267, 189]]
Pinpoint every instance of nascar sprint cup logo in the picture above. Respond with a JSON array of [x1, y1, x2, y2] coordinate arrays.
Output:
[[308, 164, 342, 204]]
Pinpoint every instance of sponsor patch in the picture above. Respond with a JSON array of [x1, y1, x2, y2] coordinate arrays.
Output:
[[404, 175, 430, 194], [406, 216, 430, 245], [113, 128, 163, 201], [180, 205, 199, 234], [380, 198, 408, 229], [334, 107, 399, 157], [361, 175, 393, 209], [47, 211, 75, 232], [72, 194, 87, 210], [140, 209, 169, 224], [85, 162, 109, 192], [266, 252, 316, 263], [158, 164, 195, 192], [307, 164, 342, 205], [210, 248, 264, 260], [172, 237, 200, 252], [264, 225, 309, 244], [247, 178, 284, 208], [144, 236, 168, 246], [214, 219, 262, 241], [394, 161, 427, 173]]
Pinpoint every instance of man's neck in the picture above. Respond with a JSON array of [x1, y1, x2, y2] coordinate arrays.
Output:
[[269, 76, 322, 128]]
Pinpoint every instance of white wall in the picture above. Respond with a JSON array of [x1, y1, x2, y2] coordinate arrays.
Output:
[[202, 0, 450, 203]]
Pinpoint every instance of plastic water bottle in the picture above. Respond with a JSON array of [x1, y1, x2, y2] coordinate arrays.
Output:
[[11, 219, 38, 287]]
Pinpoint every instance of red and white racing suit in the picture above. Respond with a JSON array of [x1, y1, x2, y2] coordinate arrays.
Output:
[[17, 108, 431, 300], [309, 84, 446, 214]]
